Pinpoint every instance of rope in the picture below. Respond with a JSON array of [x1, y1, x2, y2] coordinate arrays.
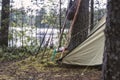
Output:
[[70, 22, 106, 41]]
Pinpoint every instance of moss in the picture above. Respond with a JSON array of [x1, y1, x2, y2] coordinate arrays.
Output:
[[0, 75, 15, 80]]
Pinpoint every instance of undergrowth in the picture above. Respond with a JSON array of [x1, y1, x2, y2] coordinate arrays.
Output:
[[0, 47, 101, 80], [0, 46, 58, 67], [0, 46, 41, 62]]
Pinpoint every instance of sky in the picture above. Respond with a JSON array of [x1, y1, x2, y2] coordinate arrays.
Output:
[[11, 0, 68, 15], [13, 0, 68, 9], [11, 0, 106, 15], [13, 0, 106, 7], [0, 0, 107, 10]]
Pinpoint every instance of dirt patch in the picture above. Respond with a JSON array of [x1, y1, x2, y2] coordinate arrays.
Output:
[[0, 57, 101, 80]]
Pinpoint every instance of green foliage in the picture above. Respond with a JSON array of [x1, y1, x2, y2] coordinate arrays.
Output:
[[0, 46, 57, 68], [0, 46, 39, 62]]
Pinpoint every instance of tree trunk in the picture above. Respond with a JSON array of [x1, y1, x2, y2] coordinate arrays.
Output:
[[102, 0, 120, 80], [90, 0, 94, 31], [0, 0, 10, 47], [67, 0, 89, 51]]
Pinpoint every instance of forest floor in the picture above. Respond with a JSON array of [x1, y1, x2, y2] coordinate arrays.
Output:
[[0, 56, 101, 80]]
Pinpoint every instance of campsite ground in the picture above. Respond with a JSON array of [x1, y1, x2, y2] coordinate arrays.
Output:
[[0, 56, 101, 80]]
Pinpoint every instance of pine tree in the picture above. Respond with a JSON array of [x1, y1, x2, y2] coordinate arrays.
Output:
[[102, 0, 120, 80], [0, 0, 10, 47], [67, 0, 89, 51]]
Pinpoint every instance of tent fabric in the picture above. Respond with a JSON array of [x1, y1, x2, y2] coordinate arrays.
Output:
[[62, 16, 106, 66]]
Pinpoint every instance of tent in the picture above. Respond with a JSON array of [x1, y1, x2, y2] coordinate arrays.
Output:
[[61, 16, 106, 66]]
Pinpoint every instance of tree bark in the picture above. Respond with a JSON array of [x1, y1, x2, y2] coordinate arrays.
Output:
[[102, 0, 120, 80], [0, 0, 10, 47], [90, 0, 94, 31], [67, 0, 89, 51]]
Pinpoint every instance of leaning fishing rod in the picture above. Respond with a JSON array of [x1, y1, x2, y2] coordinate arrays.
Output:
[[40, 26, 54, 59], [35, 26, 50, 57], [57, 0, 82, 63], [58, 0, 76, 49], [58, 5, 73, 49]]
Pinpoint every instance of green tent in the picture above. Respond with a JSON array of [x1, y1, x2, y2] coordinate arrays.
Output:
[[62, 16, 106, 66]]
